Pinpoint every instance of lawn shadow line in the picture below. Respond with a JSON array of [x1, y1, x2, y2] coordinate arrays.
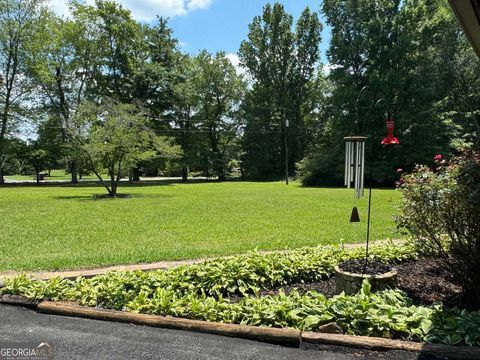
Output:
[[52, 193, 174, 201]]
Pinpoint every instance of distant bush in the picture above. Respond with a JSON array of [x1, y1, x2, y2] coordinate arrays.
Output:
[[397, 150, 480, 306]]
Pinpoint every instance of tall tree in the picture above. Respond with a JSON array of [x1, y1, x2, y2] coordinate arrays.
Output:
[[27, 8, 99, 183], [0, 0, 44, 183], [168, 52, 245, 181], [130, 17, 182, 180], [301, 0, 480, 185], [81, 0, 141, 101], [239, 4, 322, 180], [193, 51, 245, 180], [170, 54, 203, 181]]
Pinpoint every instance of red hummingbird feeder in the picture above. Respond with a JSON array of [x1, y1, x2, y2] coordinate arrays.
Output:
[[381, 119, 400, 145]]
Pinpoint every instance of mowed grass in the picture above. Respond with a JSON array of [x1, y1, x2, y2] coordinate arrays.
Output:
[[0, 181, 401, 272]]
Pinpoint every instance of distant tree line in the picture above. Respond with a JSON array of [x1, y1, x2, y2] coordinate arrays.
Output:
[[0, 0, 479, 189]]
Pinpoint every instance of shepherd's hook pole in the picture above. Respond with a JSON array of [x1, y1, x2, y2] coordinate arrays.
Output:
[[285, 118, 289, 185], [365, 98, 385, 270]]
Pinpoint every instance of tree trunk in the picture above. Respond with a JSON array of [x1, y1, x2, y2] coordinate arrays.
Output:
[[217, 165, 226, 181], [48, 168, 51, 177], [181, 164, 188, 182], [110, 171, 117, 197], [69, 161, 78, 184], [35, 168, 40, 185], [131, 167, 141, 182], [0, 168, 4, 184], [208, 129, 226, 182]]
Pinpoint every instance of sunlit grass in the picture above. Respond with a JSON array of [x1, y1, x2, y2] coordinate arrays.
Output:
[[0, 181, 401, 272]]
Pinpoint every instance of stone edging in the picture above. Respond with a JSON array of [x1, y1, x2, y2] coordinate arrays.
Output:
[[334, 265, 398, 294], [1, 296, 480, 359], [334, 266, 398, 280]]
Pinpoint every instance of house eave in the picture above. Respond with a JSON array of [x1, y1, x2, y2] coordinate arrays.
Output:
[[449, 0, 480, 60]]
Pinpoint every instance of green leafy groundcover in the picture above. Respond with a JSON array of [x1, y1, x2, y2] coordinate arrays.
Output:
[[2, 242, 480, 346]]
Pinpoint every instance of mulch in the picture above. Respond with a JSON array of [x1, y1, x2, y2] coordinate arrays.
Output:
[[338, 258, 393, 275], [256, 258, 467, 308]]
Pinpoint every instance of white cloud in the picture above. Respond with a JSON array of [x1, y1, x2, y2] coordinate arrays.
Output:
[[226, 53, 240, 68], [122, 0, 187, 20], [48, 0, 71, 17], [322, 63, 341, 75], [226, 53, 246, 76], [48, 0, 213, 21], [187, 0, 212, 11]]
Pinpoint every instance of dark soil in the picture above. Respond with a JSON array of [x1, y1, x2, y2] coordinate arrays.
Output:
[[252, 258, 467, 309], [396, 258, 465, 309], [93, 193, 131, 199], [338, 258, 392, 275]]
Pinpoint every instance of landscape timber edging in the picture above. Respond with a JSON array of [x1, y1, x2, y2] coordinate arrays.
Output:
[[0, 299, 470, 359], [302, 332, 480, 360], [0, 294, 39, 308], [36, 301, 301, 346]]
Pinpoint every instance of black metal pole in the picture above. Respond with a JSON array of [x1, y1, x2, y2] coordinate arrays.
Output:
[[365, 160, 373, 267], [364, 98, 384, 271], [284, 118, 289, 185]]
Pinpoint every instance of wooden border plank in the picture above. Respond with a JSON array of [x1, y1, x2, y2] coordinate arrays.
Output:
[[37, 301, 301, 346], [302, 332, 480, 359], [0, 295, 39, 308]]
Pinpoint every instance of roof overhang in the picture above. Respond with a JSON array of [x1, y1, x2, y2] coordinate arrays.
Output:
[[449, 0, 480, 59]]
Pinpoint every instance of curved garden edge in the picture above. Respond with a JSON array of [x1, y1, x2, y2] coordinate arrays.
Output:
[[0, 239, 405, 283], [1, 295, 479, 360]]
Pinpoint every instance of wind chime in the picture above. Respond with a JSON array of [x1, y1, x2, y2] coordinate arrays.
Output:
[[344, 136, 366, 222], [344, 136, 367, 199], [344, 117, 400, 223]]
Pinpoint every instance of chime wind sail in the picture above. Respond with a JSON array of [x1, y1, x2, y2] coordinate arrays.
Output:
[[344, 136, 367, 199]]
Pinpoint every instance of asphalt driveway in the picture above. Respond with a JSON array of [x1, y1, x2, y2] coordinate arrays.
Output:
[[0, 304, 434, 360]]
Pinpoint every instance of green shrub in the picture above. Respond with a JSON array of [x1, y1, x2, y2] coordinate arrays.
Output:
[[397, 151, 480, 305]]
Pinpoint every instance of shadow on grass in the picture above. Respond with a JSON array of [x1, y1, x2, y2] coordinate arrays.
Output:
[[52, 192, 174, 201]]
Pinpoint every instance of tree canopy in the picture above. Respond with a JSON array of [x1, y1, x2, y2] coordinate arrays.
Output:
[[0, 0, 478, 186]]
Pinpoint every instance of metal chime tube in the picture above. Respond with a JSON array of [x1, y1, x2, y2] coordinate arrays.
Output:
[[349, 141, 354, 185], [344, 142, 349, 186], [360, 141, 365, 197], [345, 137, 366, 199], [355, 141, 360, 198], [346, 142, 351, 188]]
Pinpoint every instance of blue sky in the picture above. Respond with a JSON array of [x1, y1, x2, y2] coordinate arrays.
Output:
[[169, 0, 330, 62], [50, 0, 330, 64]]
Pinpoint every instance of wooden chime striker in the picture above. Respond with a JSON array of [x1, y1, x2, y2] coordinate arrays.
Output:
[[344, 136, 367, 222]]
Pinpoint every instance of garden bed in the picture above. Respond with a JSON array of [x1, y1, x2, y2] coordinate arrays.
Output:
[[1, 242, 479, 349], [256, 258, 465, 308]]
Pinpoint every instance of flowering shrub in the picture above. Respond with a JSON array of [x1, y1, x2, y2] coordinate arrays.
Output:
[[397, 150, 480, 306]]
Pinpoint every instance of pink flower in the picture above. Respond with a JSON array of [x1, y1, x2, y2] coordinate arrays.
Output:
[[396, 168, 403, 174], [434, 154, 443, 161]]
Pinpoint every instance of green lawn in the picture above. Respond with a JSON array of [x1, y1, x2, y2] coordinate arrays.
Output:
[[0, 181, 401, 272]]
